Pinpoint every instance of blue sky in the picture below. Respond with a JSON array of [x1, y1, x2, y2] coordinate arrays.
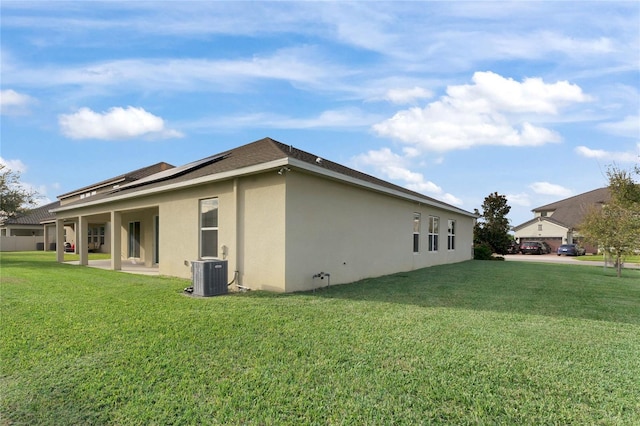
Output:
[[1, 1, 638, 226]]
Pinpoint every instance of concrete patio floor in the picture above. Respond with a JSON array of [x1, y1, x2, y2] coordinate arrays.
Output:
[[65, 259, 159, 276]]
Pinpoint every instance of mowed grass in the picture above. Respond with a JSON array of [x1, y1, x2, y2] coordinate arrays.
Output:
[[575, 254, 640, 265], [1, 252, 639, 425]]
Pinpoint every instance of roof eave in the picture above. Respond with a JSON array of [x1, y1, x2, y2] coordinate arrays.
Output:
[[51, 156, 476, 218], [51, 158, 290, 213], [513, 216, 570, 231]]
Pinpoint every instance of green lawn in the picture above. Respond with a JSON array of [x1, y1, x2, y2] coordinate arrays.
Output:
[[575, 253, 640, 265], [2, 252, 639, 425], [62, 252, 112, 262]]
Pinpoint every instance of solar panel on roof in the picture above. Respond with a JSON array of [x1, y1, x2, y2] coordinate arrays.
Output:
[[118, 153, 228, 190]]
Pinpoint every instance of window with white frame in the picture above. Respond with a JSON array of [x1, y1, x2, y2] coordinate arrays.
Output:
[[200, 198, 219, 258], [88, 226, 105, 246], [447, 220, 455, 250], [88, 227, 95, 244], [413, 213, 421, 253], [428, 216, 439, 252]]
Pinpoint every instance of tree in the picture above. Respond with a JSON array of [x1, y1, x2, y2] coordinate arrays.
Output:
[[579, 165, 640, 277], [474, 192, 512, 255], [0, 164, 38, 222]]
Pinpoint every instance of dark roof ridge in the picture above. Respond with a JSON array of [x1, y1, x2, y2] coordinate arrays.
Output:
[[2, 200, 61, 225], [57, 161, 175, 199], [533, 187, 609, 211]]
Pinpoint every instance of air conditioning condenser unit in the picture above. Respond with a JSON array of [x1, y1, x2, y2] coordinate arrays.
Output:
[[192, 260, 228, 297]]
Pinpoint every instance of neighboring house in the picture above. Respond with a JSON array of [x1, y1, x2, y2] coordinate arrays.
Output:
[[51, 137, 477, 293], [0, 201, 59, 251], [513, 187, 610, 254]]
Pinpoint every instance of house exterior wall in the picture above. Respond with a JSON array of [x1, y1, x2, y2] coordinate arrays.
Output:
[[120, 209, 157, 267], [154, 175, 287, 291], [156, 174, 287, 291], [283, 171, 474, 292], [53, 168, 474, 293], [514, 219, 569, 242], [153, 181, 234, 278], [514, 219, 572, 252], [236, 174, 287, 292]]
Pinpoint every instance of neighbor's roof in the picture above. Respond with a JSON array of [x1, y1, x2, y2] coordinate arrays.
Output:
[[1, 201, 60, 226], [514, 187, 610, 231], [52, 137, 476, 217], [512, 214, 570, 232]]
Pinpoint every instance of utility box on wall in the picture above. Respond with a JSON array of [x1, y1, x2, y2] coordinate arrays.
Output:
[[192, 260, 228, 297]]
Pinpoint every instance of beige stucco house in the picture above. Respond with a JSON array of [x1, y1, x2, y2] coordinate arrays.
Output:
[[513, 187, 610, 254], [51, 137, 477, 292]]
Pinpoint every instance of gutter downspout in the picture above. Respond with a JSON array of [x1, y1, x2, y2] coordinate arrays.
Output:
[[233, 178, 241, 288]]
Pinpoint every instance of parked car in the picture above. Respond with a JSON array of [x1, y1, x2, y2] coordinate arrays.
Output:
[[520, 241, 547, 255], [539, 241, 552, 254], [506, 241, 520, 254], [557, 244, 585, 256]]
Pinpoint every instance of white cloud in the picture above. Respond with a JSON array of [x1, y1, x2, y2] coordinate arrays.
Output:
[[353, 148, 463, 205], [0, 157, 49, 206], [4, 46, 348, 95], [448, 71, 591, 114], [353, 147, 404, 169], [598, 115, 640, 138], [0, 156, 27, 173], [384, 87, 433, 104], [21, 182, 51, 206], [373, 71, 590, 152], [183, 108, 380, 131], [529, 182, 573, 197], [277, 108, 378, 129], [490, 32, 615, 61], [58, 106, 183, 140], [575, 144, 640, 163], [506, 193, 531, 207], [0, 89, 33, 115], [0, 89, 31, 107]]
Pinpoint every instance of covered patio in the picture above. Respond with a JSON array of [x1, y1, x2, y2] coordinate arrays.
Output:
[[64, 259, 160, 276], [55, 206, 160, 273]]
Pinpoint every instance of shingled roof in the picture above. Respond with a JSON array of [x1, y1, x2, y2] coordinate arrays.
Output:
[[1, 201, 60, 226], [53, 137, 475, 217], [514, 187, 610, 231]]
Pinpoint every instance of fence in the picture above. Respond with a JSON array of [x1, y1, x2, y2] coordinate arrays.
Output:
[[0, 236, 46, 252]]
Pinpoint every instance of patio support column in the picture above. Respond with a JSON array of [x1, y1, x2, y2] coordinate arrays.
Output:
[[233, 178, 240, 277], [43, 224, 49, 251], [78, 215, 88, 266], [111, 211, 122, 271], [56, 219, 65, 262]]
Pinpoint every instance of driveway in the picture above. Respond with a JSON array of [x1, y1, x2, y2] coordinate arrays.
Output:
[[503, 253, 640, 269]]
